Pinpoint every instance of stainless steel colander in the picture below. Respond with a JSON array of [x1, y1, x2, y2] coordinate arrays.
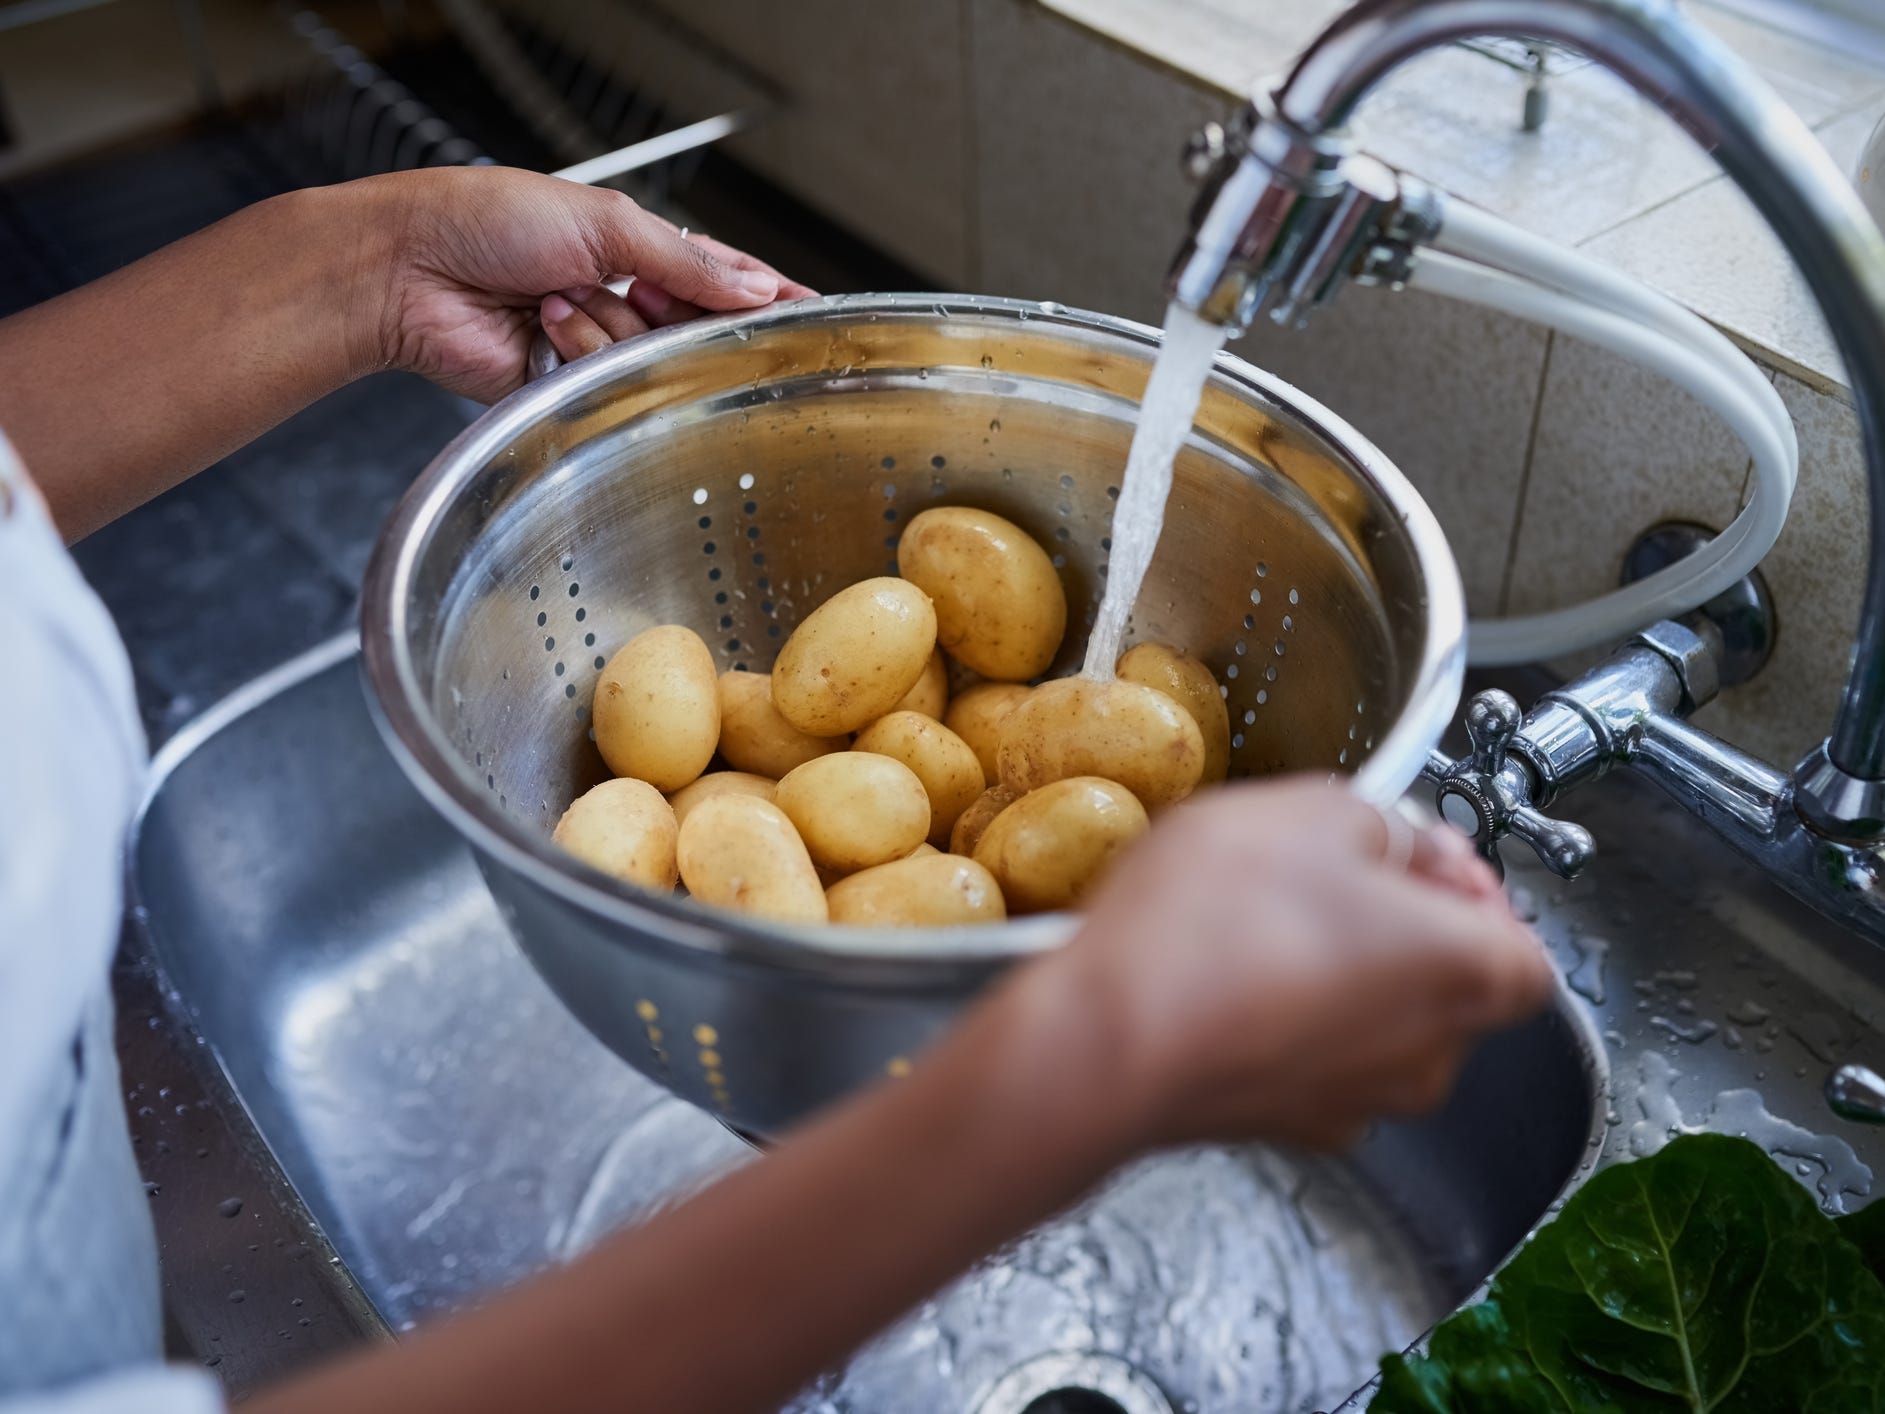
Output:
[[360, 293, 1465, 1135]]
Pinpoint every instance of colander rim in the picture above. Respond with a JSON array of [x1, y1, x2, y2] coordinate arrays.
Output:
[[359, 292, 1465, 983]]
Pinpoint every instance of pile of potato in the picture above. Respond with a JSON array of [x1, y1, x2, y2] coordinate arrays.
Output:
[[551, 506, 1231, 928]]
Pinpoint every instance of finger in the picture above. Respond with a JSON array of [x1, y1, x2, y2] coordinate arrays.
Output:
[[638, 218, 821, 300], [541, 293, 611, 362], [625, 279, 705, 329], [564, 284, 651, 342], [1360, 874, 1556, 1028], [1408, 819, 1504, 902], [687, 232, 820, 300], [585, 193, 779, 309]]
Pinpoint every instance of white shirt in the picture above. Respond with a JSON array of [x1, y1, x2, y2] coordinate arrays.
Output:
[[0, 434, 222, 1412]]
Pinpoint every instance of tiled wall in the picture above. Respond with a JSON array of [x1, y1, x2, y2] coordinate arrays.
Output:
[[586, 0, 1876, 772]]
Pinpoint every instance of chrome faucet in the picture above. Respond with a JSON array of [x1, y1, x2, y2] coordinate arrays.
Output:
[[1166, 0, 1885, 944]]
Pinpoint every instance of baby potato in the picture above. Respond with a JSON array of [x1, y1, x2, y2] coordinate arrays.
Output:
[[592, 625, 719, 792], [852, 711, 986, 847], [972, 776, 1148, 912], [1117, 642, 1231, 784], [717, 669, 848, 777], [774, 752, 931, 875], [772, 578, 937, 735], [905, 841, 941, 858], [998, 677, 1205, 811], [949, 784, 1018, 857], [667, 770, 776, 829], [897, 507, 1067, 681], [944, 682, 1032, 785], [827, 854, 1007, 928], [676, 795, 827, 925], [890, 646, 949, 718], [552, 778, 679, 890]]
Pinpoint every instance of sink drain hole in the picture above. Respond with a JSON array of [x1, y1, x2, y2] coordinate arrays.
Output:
[[977, 1353, 1173, 1414], [1020, 1389, 1129, 1414]]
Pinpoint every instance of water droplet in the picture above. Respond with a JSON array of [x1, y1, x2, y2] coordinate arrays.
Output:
[[218, 1197, 243, 1219]]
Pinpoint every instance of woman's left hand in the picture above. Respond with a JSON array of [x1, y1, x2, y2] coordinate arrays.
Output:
[[362, 166, 817, 401]]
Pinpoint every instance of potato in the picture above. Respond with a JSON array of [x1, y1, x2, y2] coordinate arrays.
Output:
[[772, 578, 937, 735], [774, 752, 931, 874], [973, 776, 1148, 912], [852, 711, 986, 847], [896, 507, 1067, 681], [827, 854, 1007, 928], [552, 778, 679, 890], [667, 770, 776, 829], [890, 646, 949, 718], [592, 625, 719, 792], [997, 677, 1205, 810], [676, 796, 827, 925], [944, 682, 1032, 785], [1117, 642, 1231, 784], [717, 669, 847, 777], [905, 841, 941, 858], [949, 784, 1018, 857]]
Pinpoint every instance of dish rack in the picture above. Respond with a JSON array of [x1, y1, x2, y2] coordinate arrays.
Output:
[[249, 0, 779, 203]]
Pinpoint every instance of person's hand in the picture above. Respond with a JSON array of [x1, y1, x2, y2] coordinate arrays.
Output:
[[1017, 779, 1553, 1154], [357, 167, 816, 402]]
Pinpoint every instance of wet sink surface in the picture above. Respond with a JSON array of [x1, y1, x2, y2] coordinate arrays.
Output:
[[129, 639, 1885, 1412]]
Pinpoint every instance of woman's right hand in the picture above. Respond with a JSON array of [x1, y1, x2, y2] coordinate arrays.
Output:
[[1022, 779, 1554, 1154]]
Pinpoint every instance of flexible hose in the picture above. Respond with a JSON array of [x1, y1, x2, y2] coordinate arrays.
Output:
[[1402, 239, 1796, 666]]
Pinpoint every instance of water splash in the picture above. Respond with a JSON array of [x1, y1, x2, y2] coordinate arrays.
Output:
[[1565, 934, 1610, 1006], [1082, 304, 1227, 677]]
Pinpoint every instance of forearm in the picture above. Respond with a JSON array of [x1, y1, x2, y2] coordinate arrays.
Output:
[[0, 183, 395, 540], [243, 962, 1137, 1414]]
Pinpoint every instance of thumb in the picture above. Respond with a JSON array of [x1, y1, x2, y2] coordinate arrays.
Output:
[[585, 192, 778, 309]]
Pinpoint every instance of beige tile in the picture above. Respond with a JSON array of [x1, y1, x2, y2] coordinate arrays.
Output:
[[969, 0, 1223, 323], [1691, 375, 1867, 767], [1234, 286, 1552, 614], [1690, 1, 1885, 127], [1354, 47, 1721, 247], [1038, 0, 1346, 98], [1504, 333, 1752, 625], [1579, 102, 1884, 392], [639, 0, 975, 283]]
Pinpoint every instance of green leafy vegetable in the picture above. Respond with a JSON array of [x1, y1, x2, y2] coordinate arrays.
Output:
[[1842, 1199, 1885, 1288], [1371, 1133, 1885, 1412]]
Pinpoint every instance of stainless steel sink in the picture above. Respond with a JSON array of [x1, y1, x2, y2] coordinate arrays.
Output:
[[125, 637, 1885, 1413]]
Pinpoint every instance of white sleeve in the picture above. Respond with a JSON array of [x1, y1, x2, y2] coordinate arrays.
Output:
[[0, 1367, 224, 1414]]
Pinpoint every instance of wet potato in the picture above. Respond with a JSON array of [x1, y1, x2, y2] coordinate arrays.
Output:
[[943, 682, 1032, 786], [676, 795, 827, 925], [948, 783, 1018, 858], [891, 647, 950, 719], [997, 677, 1205, 810], [972, 776, 1149, 913], [827, 853, 1007, 928], [774, 752, 932, 876], [852, 711, 986, 848], [1116, 642, 1231, 785], [667, 770, 776, 829], [896, 507, 1068, 681], [717, 668, 848, 777], [591, 625, 720, 792], [772, 577, 938, 735], [552, 778, 679, 891]]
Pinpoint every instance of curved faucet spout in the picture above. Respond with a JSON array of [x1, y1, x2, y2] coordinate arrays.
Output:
[[1176, 0, 1885, 831]]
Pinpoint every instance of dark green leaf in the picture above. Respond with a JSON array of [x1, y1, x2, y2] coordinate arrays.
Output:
[[1370, 1133, 1885, 1412], [1841, 1200, 1885, 1288]]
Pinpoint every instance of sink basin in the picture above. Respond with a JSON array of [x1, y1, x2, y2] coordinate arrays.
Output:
[[129, 637, 1885, 1412]]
